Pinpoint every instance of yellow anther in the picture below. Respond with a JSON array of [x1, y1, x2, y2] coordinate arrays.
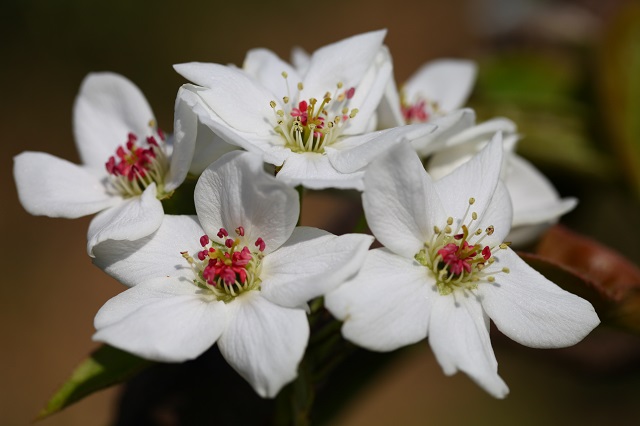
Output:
[[349, 108, 359, 118], [277, 110, 284, 117], [337, 82, 343, 88], [283, 96, 289, 104], [469, 198, 475, 205], [472, 212, 478, 220], [270, 100, 276, 109], [310, 98, 317, 105], [488, 276, 495, 282], [297, 82, 304, 91], [447, 217, 454, 226], [434, 226, 441, 234], [486, 225, 494, 235], [281, 71, 288, 78], [444, 226, 452, 234], [502, 267, 510, 273], [499, 242, 511, 249]]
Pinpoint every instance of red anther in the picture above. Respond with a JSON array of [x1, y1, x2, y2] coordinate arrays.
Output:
[[147, 136, 158, 147], [225, 238, 234, 248], [346, 87, 355, 99], [197, 250, 207, 261], [127, 132, 137, 143], [235, 226, 245, 237], [217, 228, 229, 238], [200, 235, 209, 247], [454, 234, 464, 240], [255, 237, 266, 252], [482, 246, 491, 260]]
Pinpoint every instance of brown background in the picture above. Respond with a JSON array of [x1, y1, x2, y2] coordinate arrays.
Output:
[[2, 0, 639, 425]]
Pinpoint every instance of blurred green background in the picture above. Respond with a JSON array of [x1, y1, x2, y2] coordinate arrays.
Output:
[[2, 0, 640, 424]]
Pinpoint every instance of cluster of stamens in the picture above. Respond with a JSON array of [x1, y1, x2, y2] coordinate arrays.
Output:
[[415, 198, 511, 295], [400, 91, 440, 124], [104, 121, 170, 198], [271, 72, 359, 153], [181, 226, 266, 303]]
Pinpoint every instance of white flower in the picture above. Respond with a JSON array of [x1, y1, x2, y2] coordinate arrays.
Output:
[[173, 30, 435, 190], [378, 59, 477, 128], [13, 73, 208, 254], [426, 118, 577, 245], [92, 151, 373, 397], [325, 135, 599, 398]]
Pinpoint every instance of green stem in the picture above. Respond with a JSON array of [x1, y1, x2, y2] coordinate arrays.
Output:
[[296, 185, 305, 226]]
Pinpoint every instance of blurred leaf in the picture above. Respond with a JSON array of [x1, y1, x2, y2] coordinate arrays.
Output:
[[38, 345, 152, 419], [473, 53, 613, 178], [598, 3, 640, 196], [524, 225, 640, 333]]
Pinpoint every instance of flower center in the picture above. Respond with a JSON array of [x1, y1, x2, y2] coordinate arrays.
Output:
[[414, 198, 511, 295], [104, 121, 171, 199], [181, 226, 266, 303], [271, 72, 359, 153], [400, 91, 440, 124]]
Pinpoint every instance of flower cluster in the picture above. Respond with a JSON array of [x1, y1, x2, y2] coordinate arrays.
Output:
[[14, 30, 599, 400]]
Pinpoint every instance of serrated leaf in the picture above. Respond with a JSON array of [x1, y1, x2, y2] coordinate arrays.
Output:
[[38, 345, 153, 419]]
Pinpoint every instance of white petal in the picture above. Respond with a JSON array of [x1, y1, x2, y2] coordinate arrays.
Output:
[[13, 152, 119, 218], [218, 292, 309, 398], [428, 293, 509, 398], [195, 151, 298, 254], [172, 85, 238, 176], [174, 63, 274, 136], [434, 132, 504, 228], [303, 30, 387, 99], [412, 108, 476, 157], [377, 76, 405, 128], [92, 215, 203, 287], [163, 86, 199, 191], [243, 48, 302, 96], [326, 248, 433, 351], [87, 184, 164, 256], [275, 151, 364, 190], [427, 117, 519, 179], [507, 154, 577, 226], [290, 46, 310, 75], [403, 59, 477, 113], [260, 227, 373, 308], [74, 72, 155, 171], [363, 142, 445, 258], [478, 248, 599, 348], [326, 124, 436, 174], [341, 49, 393, 135], [179, 85, 277, 162], [472, 180, 514, 244], [93, 276, 228, 362]]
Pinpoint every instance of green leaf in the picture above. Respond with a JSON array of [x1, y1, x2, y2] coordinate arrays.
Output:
[[38, 345, 153, 419], [472, 53, 614, 179], [597, 3, 640, 196]]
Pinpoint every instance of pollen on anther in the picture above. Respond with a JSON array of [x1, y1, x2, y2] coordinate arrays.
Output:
[[469, 198, 476, 205]]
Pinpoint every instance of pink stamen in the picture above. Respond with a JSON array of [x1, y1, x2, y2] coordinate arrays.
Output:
[[200, 235, 209, 247], [255, 237, 266, 252], [235, 226, 245, 237], [217, 228, 229, 239]]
